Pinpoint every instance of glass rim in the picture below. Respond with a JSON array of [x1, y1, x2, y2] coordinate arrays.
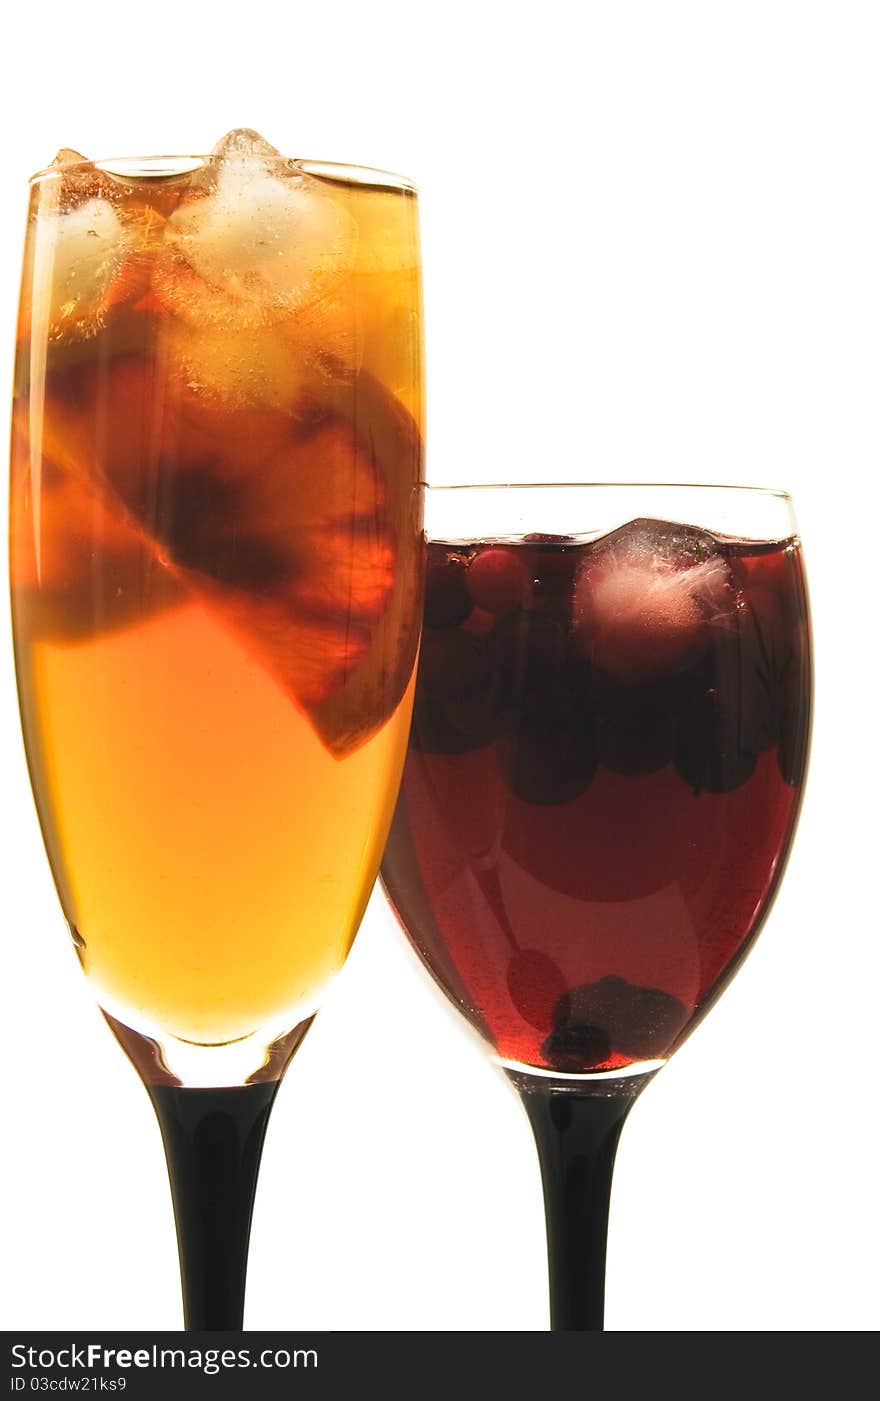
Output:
[[423, 481, 793, 501], [28, 154, 418, 193]]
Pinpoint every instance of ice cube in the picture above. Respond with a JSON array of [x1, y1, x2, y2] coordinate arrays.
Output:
[[32, 190, 128, 342], [163, 319, 309, 408], [27, 149, 167, 345], [162, 285, 360, 409], [211, 127, 287, 167], [573, 520, 735, 681], [152, 128, 357, 329], [46, 147, 120, 209]]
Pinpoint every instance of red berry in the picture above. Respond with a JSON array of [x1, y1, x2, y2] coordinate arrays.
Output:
[[466, 547, 527, 614]]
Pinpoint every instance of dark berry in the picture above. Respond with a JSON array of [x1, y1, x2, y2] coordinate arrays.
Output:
[[443, 689, 501, 748], [541, 1022, 611, 1073], [558, 976, 688, 1061], [410, 697, 477, 755], [699, 630, 777, 753], [781, 623, 810, 714], [418, 629, 488, 700], [496, 709, 597, 805], [491, 612, 569, 701], [778, 703, 810, 788], [617, 983, 690, 1058], [674, 689, 759, 794], [596, 678, 675, 776], [424, 556, 471, 628]]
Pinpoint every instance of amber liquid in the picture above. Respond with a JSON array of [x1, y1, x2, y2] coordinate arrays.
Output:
[[17, 608, 416, 1044], [11, 149, 423, 1047]]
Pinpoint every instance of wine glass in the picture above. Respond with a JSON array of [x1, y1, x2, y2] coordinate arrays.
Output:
[[381, 483, 811, 1331], [9, 130, 424, 1329]]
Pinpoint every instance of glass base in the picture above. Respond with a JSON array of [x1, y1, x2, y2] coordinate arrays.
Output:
[[103, 1008, 314, 1088], [501, 1056, 663, 1099]]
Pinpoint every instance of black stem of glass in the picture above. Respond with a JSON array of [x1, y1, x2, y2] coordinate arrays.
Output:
[[514, 1075, 649, 1331], [147, 1083, 280, 1331]]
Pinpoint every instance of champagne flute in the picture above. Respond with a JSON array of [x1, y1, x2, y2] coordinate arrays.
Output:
[[381, 483, 810, 1330], [10, 130, 424, 1329]]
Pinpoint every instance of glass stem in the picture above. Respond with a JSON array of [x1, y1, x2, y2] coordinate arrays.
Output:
[[517, 1080, 640, 1331], [147, 1083, 280, 1331]]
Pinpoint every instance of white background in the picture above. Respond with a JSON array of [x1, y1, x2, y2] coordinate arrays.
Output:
[[1, 0, 878, 1332]]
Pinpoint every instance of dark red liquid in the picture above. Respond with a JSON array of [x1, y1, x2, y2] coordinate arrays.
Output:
[[381, 518, 811, 1074]]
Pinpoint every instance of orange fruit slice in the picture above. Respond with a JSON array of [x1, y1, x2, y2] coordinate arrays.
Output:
[[15, 352, 422, 754], [10, 412, 181, 640]]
